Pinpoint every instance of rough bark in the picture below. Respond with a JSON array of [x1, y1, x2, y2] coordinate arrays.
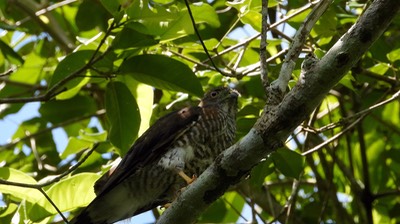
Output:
[[157, 0, 400, 223]]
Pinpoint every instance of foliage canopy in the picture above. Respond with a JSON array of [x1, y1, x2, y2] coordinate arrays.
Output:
[[0, 0, 399, 223]]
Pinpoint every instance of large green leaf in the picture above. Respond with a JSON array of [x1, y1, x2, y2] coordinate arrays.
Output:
[[49, 50, 95, 88], [119, 54, 203, 97], [112, 26, 159, 49], [190, 3, 220, 28], [271, 148, 304, 179], [48, 50, 113, 98], [116, 75, 154, 136], [105, 81, 141, 155], [38, 95, 97, 124], [28, 173, 100, 222], [75, 0, 110, 31], [0, 167, 41, 203]]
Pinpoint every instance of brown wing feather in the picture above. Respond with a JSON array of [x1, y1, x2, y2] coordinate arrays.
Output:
[[94, 106, 202, 196]]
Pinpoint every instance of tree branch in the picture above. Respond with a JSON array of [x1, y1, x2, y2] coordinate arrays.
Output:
[[271, 0, 332, 93], [260, 0, 269, 91], [10, 0, 76, 52], [156, 0, 400, 223]]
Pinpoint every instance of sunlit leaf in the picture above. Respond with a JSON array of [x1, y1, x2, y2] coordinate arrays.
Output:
[[61, 137, 93, 159], [116, 75, 154, 136], [221, 192, 245, 222], [28, 173, 100, 222], [0, 167, 41, 203], [190, 3, 220, 28], [387, 48, 400, 63], [9, 53, 44, 84], [368, 63, 390, 75]]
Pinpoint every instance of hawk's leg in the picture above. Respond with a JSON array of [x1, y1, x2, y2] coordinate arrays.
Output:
[[161, 171, 196, 210], [177, 170, 197, 184]]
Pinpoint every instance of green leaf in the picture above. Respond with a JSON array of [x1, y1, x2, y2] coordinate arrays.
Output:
[[49, 50, 113, 95], [79, 130, 108, 142], [76, 0, 109, 31], [368, 63, 390, 75], [287, 8, 312, 29], [387, 48, 400, 63], [112, 26, 159, 49], [221, 192, 245, 222], [271, 148, 304, 179], [49, 50, 94, 88], [190, 3, 220, 28], [61, 137, 93, 159], [39, 95, 97, 124], [119, 54, 203, 97], [116, 75, 154, 136], [241, 10, 262, 32], [0, 167, 41, 203], [56, 76, 90, 100], [105, 81, 141, 155], [312, 8, 337, 38], [9, 53, 44, 85], [100, 0, 120, 15], [0, 39, 24, 65], [198, 199, 227, 223], [28, 173, 99, 222], [126, 0, 193, 41], [339, 72, 355, 91], [249, 159, 274, 187]]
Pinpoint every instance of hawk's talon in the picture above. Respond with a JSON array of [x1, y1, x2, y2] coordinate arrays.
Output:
[[162, 203, 171, 209], [177, 171, 197, 184]]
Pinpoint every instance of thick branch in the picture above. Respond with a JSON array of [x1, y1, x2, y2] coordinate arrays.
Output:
[[156, 0, 400, 223]]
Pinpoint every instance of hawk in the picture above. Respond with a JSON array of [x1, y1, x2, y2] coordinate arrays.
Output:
[[70, 86, 238, 224]]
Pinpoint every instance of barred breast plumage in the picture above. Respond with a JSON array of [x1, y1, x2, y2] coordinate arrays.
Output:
[[71, 86, 238, 224]]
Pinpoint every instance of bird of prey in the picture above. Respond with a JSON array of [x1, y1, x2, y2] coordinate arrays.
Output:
[[70, 86, 238, 224]]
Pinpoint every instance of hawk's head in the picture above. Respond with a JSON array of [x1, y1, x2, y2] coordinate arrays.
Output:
[[199, 86, 239, 115]]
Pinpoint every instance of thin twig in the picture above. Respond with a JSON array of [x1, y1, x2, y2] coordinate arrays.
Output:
[[15, 0, 78, 26], [222, 197, 248, 222], [302, 116, 364, 156], [1, 109, 106, 150], [39, 188, 69, 223], [0, 21, 116, 104], [0, 68, 16, 77], [183, 0, 224, 75], [272, 0, 331, 93], [306, 89, 400, 133], [203, 1, 318, 63]]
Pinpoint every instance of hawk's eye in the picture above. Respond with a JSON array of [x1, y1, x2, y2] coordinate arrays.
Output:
[[210, 91, 218, 98]]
